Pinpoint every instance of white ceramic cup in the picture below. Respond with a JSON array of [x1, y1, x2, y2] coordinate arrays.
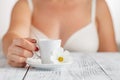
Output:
[[38, 39, 61, 64]]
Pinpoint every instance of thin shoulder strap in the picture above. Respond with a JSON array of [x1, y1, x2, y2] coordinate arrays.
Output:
[[91, 0, 97, 22], [27, 0, 33, 12]]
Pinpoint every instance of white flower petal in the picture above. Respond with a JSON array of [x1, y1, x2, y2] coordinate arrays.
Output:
[[54, 60, 59, 64], [50, 56, 57, 62], [60, 47, 64, 52], [50, 48, 72, 64]]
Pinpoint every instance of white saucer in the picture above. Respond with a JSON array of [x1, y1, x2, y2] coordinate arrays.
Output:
[[26, 58, 72, 70]]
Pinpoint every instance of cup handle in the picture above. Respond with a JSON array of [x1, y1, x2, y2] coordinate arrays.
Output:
[[32, 51, 41, 59]]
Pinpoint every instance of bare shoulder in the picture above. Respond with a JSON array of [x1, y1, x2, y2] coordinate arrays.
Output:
[[14, 0, 28, 8], [10, 0, 31, 29], [12, 0, 31, 16], [96, 0, 108, 9]]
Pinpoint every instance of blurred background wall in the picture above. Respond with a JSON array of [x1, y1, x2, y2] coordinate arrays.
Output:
[[0, 0, 120, 51]]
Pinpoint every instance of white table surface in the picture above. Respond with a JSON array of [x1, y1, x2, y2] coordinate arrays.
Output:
[[0, 51, 120, 80]]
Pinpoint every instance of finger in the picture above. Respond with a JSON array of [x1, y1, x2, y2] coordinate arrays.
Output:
[[10, 46, 33, 58], [8, 60, 26, 68], [7, 54, 26, 63], [13, 38, 37, 51]]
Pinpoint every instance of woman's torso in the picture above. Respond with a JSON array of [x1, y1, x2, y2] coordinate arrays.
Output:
[[28, 0, 99, 52]]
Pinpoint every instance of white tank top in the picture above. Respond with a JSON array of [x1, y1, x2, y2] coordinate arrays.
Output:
[[28, 0, 99, 53]]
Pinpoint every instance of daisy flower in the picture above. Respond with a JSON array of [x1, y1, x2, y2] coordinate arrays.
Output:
[[50, 48, 72, 64]]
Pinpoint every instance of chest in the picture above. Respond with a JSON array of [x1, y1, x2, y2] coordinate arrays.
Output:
[[33, 4, 91, 27], [33, 5, 91, 32], [31, 2, 92, 41]]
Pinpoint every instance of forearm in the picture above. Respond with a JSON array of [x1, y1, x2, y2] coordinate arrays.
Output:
[[98, 45, 118, 52]]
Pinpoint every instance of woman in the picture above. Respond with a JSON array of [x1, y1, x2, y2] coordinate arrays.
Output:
[[2, 0, 118, 67]]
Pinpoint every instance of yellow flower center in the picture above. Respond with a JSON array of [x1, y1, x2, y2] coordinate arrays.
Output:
[[58, 57, 64, 62]]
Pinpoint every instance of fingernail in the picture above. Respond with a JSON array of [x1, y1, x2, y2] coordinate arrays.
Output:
[[35, 47, 39, 51]]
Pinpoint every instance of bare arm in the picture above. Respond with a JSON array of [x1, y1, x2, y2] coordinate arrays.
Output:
[[2, 0, 31, 55], [96, 0, 118, 52], [2, 0, 38, 67]]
